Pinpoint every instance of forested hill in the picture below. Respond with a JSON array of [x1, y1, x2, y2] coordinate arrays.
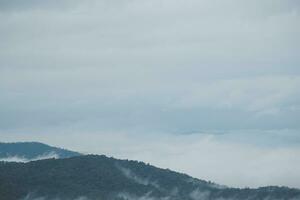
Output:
[[0, 155, 299, 200], [0, 142, 81, 161]]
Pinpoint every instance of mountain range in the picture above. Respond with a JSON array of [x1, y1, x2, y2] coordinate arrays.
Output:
[[0, 142, 81, 162], [0, 142, 299, 200]]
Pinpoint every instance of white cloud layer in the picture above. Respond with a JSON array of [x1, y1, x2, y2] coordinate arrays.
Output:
[[0, 0, 299, 131]]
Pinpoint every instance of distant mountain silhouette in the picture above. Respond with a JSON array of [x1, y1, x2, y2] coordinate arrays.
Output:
[[0, 154, 299, 200], [0, 142, 81, 161]]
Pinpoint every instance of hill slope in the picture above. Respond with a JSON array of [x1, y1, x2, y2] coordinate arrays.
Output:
[[0, 155, 299, 200], [0, 142, 81, 162]]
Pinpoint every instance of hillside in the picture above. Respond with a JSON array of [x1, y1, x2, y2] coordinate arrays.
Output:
[[0, 142, 81, 162], [0, 155, 299, 200]]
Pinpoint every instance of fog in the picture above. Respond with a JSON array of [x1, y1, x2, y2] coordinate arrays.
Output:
[[0, 151, 59, 162]]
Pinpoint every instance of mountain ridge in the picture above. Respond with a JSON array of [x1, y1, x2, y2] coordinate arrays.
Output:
[[0, 142, 81, 162], [0, 154, 299, 200], [1, 142, 299, 200]]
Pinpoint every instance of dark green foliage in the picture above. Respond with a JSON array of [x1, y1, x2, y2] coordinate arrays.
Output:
[[0, 142, 81, 159], [0, 155, 299, 200]]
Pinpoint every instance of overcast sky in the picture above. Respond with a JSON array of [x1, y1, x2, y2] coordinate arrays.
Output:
[[0, 0, 300, 188]]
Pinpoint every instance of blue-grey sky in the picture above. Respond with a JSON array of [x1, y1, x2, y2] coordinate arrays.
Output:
[[0, 0, 300, 188]]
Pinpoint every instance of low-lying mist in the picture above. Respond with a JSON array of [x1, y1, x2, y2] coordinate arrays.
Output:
[[0, 151, 59, 163]]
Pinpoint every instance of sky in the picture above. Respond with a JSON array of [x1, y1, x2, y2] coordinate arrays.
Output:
[[0, 0, 300, 188]]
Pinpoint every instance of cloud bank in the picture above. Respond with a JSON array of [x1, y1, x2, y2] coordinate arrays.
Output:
[[0, 0, 300, 132]]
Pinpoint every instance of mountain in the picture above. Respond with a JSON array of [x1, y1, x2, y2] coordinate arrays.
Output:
[[0, 142, 81, 162], [0, 155, 299, 200]]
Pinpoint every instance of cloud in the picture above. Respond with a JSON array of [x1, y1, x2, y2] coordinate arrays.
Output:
[[1, 74, 300, 132], [173, 76, 300, 113], [22, 194, 90, 200], [0, 0, 81, 12], [117, 192, 169, 200], [0, 151, 59, 162], [0, 0, 299, 131], [117, 165, 159, 188], [189, 189, 210, 200]]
